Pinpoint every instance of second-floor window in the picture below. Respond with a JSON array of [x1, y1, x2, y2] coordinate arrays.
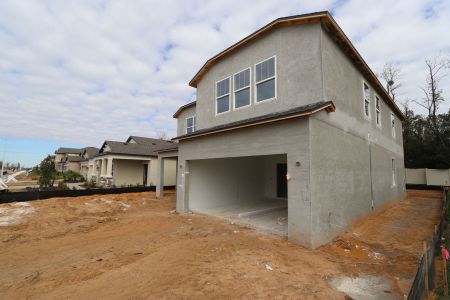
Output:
[[186, 116, 196, 134], [234, 68, 251, 109], [216, 77, 230, 114], [391, 112, 396, 138], [375, 96, 381, 127], [363, 82, 370, 118], [255, 56, 276, 103]]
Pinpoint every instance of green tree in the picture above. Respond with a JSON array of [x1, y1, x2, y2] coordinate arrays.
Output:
[[38, 155, 57, 189]]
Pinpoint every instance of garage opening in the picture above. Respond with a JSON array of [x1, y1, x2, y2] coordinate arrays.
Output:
[[188, 154, 288, 236]]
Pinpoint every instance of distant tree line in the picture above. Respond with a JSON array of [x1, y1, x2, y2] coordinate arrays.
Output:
[[379, 55, 450, 169]]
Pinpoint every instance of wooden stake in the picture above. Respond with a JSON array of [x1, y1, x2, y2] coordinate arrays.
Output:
[[424, 241, 429, 298], [444, 255, 448, 296]]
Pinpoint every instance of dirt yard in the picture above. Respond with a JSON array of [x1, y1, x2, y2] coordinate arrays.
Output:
[[0, 190, 442, 299]]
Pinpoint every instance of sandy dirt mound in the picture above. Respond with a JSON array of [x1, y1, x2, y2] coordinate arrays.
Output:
[[0, 190, 442, 299]]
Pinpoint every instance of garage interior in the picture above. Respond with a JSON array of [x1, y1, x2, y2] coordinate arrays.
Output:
[[188, 154, 288, 236]]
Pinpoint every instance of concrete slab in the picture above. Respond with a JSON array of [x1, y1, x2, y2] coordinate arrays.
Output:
[[192, 198, 288, 236]]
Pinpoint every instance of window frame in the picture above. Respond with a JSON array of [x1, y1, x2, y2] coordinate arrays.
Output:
[[362, 81, 371, 120], [375, 95, 381, 128], [233, 67, 252, 110], [391, 112, 396, 138], [391, 158, 397, 187], [215, 76, 231, 116], [186, 116, 196, 134], [254, 55, 277, 105]]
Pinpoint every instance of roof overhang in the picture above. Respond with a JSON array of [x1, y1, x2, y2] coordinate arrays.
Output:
[[173, 101, 335, 141], [188, 11, 404, 121], [173, 101, 196, 118]]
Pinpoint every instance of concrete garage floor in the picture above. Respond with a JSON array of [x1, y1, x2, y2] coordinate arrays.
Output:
[[191, 198, 288, 236]]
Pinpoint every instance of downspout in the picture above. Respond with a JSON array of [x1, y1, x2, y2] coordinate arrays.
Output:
[[368, 133, 374, 210]]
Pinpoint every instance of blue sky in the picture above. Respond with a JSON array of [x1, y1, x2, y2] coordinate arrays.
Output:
[[0, 0, 449, 167]]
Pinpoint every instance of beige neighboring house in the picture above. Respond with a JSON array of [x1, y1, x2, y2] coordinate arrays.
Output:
[[88, 136, 177, 187], [79, 147, 100, 179], [54, 147, 82, 172]]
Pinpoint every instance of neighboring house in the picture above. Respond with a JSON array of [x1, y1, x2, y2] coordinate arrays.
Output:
[[171, 12, 406, 248], [79, 147, 100, 179], [54, 147, 82, 172], [88, 136, 177, 187]]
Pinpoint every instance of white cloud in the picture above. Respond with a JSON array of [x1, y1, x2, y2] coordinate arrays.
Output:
[[0, 0, 449, 150]]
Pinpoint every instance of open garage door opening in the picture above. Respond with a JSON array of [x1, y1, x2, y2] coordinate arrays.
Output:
[[188, 154, 288, 236]]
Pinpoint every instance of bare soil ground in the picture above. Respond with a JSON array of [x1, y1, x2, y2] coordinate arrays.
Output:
[[0, 190, 442, 299]]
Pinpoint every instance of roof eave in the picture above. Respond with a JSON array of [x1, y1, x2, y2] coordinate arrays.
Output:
[[173, 101, 335, 141]]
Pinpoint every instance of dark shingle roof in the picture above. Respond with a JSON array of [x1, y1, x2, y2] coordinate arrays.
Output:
[[55, 147, 82, 155], [66, 156, 83, 162], [82, 147, 99, 158], [98, 137, 176, 157], [156, 143, 178, 153], [173, 101, 335, 141]]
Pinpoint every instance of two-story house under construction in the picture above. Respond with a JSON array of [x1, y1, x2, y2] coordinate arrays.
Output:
[[172, 12, 406, 248]]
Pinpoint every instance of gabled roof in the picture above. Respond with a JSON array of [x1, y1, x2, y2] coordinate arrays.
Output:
[[126, 136, 173, 146], [97, 137, 176, 157], [66, 156, 83, 163], [188, 11, 404, 121], [173, 101, 335, 141], [55, 147, 82, 155], [82, 147, 99, 159], [173, 101, 196, 118]]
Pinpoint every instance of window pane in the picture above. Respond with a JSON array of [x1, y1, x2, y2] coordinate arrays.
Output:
[[187, 126, 193, 134], [255, 57, 275, 83], [256, 78, 275, 102], [234, 69, 250, 90], [267, 57, 275, 78], [235, 88, 250, 108], [256, 63, 262, 82], [217, 78, 229, 97], [217, 95, 229, 113], [187, 117, 193, 127]]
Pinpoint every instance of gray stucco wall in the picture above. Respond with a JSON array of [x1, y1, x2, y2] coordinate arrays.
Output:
[[194, 23, 323, 131], [176, 105, 197, 137], [305, 28, 406, 247], [174, 23, 406, 248], [177, 118, 314, 247]]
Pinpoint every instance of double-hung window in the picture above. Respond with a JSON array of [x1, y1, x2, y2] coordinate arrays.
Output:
[[375, 96, 381, 127], [391, 112, 396, 138], [391, 158, 396, 186], [363, 82, 370, 118], [255, 57, 276, 103], [234, 68, 251, 109], [216, 77, 230, 114], [186, 116, 196, 134]]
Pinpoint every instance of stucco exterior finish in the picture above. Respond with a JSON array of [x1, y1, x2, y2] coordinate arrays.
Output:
[[177, 118, 313, 247], [175, 22, 406, 248], [113, 159, 147, 186], [176, 105, 197, 137], [196, 24, 323, 131]]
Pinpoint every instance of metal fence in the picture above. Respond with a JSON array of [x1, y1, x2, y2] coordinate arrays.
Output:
[[407, 188, 448, 300]]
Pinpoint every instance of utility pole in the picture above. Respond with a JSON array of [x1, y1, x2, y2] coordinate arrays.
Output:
[[1, 139, 6, 178]]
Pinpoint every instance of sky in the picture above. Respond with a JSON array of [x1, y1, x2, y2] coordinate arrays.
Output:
[[0, 0, 449, 167]]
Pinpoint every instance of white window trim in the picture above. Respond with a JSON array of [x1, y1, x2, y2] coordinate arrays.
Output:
[[215, 76, 231, 116], [254, 55, 277, 105], [391, 112, 396, 138], [375, 95, 381, 128], [362, 81, 371, 120], [233, 67, 252, 110], [186, 116, 196, 134], [391, 157, 397, 187]]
